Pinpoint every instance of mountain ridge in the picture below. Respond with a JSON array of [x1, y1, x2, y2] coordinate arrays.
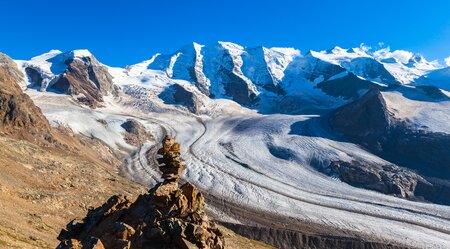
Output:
[[13, 42, 448, 105]]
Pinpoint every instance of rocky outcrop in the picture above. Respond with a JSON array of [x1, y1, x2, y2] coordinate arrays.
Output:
[[324, 160, 420, 198], [159, 83, 204, 114], [0, 53, 54, 144], [331, 88, 391, 140], [57, 136, 225, 249], [283, 52, 346, 84], [316, 73, 383, 99], [0, 53, 25, 85], [51, 55, 117, 107], [121, 119, 152, 147], [159, 83, 207, 114], [25, 66, 44, 88], [415, 85, 449, 100], [221, 69, 259, 106], [172, 84, 202, 114], [331, 89, 450, 204]]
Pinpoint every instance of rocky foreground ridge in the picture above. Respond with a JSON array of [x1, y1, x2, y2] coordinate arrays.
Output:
[[57, 136, 225, 249]]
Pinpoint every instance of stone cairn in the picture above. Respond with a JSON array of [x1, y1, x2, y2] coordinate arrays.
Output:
[[57, 135, 224, 249], [157, 135, 184, 183]]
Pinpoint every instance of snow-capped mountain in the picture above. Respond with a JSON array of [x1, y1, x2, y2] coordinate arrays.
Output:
[[16, 49, 117, 106], [415, 66, 450, 91], [119, 42, 445, 107], [15, 42, 448, 111], [4, 42, 450, 249]]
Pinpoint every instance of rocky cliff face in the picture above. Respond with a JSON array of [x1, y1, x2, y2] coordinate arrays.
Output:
[[0, 53, 54, 144], [0, 53, 25, 85], [331, 88, 391, 139], [57, 136, 225, 249], [316, 73, 383, 99], [331, 89, 450, 204], [51, 54, 116, 107]]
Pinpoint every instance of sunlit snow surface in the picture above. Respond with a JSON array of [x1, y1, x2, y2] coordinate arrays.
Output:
[[383, 91, 450, 133], [26, 88, 450, 249]]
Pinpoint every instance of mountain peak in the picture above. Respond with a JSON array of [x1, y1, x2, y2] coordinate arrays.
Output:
[[218, 41, 244, 50], [69, 49, 93, 59], [408, 54, 425, 64], [30, 49, 63, 61], [192, 41, 204, 50]]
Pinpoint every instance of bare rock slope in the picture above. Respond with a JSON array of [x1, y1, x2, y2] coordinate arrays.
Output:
[[0, 52, 54, 144]]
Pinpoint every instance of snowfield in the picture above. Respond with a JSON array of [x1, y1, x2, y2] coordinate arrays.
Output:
[[383, 91, 450, 133]]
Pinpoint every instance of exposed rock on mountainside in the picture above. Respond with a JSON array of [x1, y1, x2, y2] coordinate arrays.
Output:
[[25, 66, 44, 88], [0, 52, 55, 144], [148, 42, 261, 106], [325, 160, 421, 198], [51, 54, 117, 107], [159, 83, 203, 114], [121, 119, 152, 147], [414, 85, 450, 100], [293, 52, 346, 83], [316, 73, 383, 99], [331, 88, 391, 139], [57, 136, 225, 249], [0, 53, 24, 84], [331, 88, 450, 204], [220, 70, 259, 106]]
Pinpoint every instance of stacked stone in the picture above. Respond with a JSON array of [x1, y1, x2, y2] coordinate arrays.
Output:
[[57, 136, 225, 249], [156, 135, 184, 183]]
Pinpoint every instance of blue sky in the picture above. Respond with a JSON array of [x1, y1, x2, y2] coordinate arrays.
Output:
[[1, 0, 449, 66]]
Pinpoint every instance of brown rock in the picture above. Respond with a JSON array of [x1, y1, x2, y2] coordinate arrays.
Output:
[[50, 54, 116, 108], [0, 53, 24, 88], [57, 136, 224, 249], [0, 52, 56, 146], [181, 182, 205, 212], [57, 239, 82, 249], [113, 222, 135, 240]]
